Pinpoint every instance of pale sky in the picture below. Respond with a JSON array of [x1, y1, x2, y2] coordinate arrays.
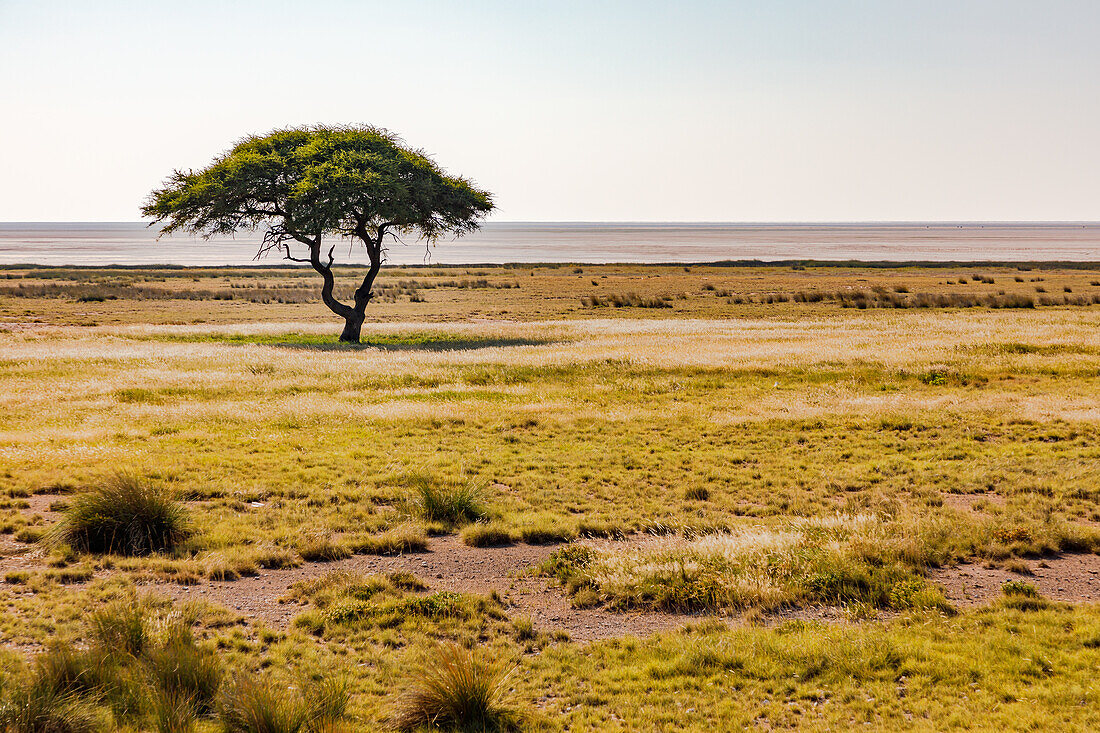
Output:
[[1, 0, 1098, 222]]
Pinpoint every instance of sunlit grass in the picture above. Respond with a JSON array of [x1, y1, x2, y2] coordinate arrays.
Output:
[[1, 264, 1099, 730]]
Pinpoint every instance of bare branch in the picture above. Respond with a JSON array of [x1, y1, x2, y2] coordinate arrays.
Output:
[[280, 242, 310, 264]]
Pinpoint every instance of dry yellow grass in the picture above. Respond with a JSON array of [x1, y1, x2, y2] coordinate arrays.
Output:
[[2, 264, 1100, 730]]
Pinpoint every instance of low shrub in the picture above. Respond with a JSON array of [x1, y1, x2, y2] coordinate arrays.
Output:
[[295, 533, 352, 563], [347, 526, 428, 555], [462, 523, 516, 547], [1002, 580, 1040, 598], [387, 572, 428, 591], [49, 474, 190, 556]]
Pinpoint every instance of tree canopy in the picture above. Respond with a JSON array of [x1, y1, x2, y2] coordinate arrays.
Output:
[[142, 125, 494, 341]]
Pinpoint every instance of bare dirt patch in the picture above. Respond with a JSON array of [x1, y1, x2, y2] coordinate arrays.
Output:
[[929, 553, 1100, 607], [23, 493, 67, 517], [149, 535, 696, 641]]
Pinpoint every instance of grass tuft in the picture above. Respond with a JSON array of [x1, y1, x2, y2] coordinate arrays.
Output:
[[0, 682, 107, 733], [91, 601, 150, 658], [216, 676, 308, 733], [215, 675, 348, 733], [461, 522, 516, 547], [145, 638, 223, 715], [408, 478, 487, 525], [296, 532, 353, 563], [347, 526, 428, 555], [683, 486, 710, 501], [49, 474, 190, 556], [393, 643, 521, 732]]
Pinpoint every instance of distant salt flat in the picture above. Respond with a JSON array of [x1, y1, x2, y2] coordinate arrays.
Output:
[[0, 222, 1097, 265]]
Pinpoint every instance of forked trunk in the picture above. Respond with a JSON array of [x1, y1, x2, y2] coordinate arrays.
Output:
[[339, 313, 365, 344], [307, 226, 385, 345]]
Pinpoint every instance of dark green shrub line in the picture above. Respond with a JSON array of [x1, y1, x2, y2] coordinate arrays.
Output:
[[582, 292, 673, 308]]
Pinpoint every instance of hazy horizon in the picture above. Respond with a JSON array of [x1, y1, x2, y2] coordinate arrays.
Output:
[[3, 221, 1097, 266], [4, 220, 1100, 226]]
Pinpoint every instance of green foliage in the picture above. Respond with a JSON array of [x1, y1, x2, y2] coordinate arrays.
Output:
[[143, 125, 493, 249], [50, 475, 190, 556], [1002, 579, 1041, 598]]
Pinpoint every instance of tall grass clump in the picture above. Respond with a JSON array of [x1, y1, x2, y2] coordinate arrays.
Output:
[[461, 522, 515, 547], [215, 676, 350, 733], [408, 477, 487, 525], [393, 643, 521, 732], [0, 682, 107, 733], [90, 601, 150, 657], [26, 599, 226, 730], [145, 637, 224, 715], [216, 677, 307, 733], [0, 639, 118, 732], [50, 474, 190, 556], [347, 525, 428, 555]]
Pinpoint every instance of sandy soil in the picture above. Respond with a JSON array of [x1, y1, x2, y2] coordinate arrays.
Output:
[[8, 497, 1099, 643], [150, 536, 694, 641], [929, 554, 1100, 607]]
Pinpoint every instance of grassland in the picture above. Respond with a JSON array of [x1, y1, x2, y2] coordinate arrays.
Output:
[[0, 262, 1098, 730]]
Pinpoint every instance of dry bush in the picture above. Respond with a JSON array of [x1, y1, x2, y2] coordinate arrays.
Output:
[[49, 474, 190, 556], [393, 643, 522, 732]]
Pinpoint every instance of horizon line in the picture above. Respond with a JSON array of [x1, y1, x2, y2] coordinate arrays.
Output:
[[2, 220, 1100, 227]]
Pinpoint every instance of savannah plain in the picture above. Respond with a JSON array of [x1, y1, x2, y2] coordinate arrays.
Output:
[[1, 262, 1099, 731]]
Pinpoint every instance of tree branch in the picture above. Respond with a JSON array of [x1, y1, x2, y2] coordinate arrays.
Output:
[[309, 242, 356, 320]]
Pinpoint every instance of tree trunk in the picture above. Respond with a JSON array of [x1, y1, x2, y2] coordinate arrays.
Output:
[[339, 312, 365, 343], [303, 226, 387, 344]]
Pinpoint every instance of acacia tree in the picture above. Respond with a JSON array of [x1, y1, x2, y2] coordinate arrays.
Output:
[[142, 125, 494, 342]]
